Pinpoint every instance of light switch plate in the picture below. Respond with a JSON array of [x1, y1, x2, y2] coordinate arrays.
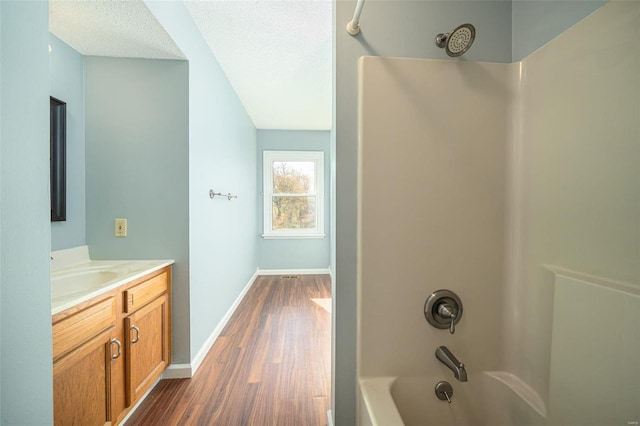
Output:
[[115, 218, 127, 237]]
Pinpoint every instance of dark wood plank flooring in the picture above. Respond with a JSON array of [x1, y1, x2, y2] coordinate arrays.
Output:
[[126, 274, 331, 426]]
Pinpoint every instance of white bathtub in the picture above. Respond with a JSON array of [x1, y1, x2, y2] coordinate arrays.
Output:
[[359, 372, 546, 426]]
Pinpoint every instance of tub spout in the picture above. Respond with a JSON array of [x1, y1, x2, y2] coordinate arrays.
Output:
[[435, 346, 467, 382]]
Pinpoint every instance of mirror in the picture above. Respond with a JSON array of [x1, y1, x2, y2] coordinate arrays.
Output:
[[50, 96, 66, 222]]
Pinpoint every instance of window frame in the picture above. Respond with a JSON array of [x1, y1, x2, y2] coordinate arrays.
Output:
[[262, 150, 325, 239]]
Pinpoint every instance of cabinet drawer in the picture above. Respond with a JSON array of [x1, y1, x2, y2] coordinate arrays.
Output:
[[52, 297, 115, 361], [124, 271, 168, 314]]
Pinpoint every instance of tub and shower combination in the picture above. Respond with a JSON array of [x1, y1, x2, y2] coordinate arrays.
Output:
[[354, 1, 640, 425]]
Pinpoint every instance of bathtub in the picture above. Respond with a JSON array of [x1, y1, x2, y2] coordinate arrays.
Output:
[[359, 372, 546, 426]]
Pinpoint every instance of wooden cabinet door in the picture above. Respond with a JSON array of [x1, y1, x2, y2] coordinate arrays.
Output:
[[125, 294, 170, 406], [53, 327, 115, 426]]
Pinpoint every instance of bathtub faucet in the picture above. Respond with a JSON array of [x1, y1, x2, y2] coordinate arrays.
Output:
[[435, 346, 467, 382]]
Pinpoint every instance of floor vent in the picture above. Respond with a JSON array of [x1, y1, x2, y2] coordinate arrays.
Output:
[[281, 275, 299, 279]]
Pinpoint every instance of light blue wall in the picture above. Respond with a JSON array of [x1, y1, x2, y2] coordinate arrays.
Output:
[[257, 130, 331, 270], [84, 56, 191, 363], [334, 2, 512, 424], [0, 1, 53, 424], [0, 2, 3, 418], [512, 0, 607, 61], [144, 1, 258, 362], [49, 34, 86, 251]]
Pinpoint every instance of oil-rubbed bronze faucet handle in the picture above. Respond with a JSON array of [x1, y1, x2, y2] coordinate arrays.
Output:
[[424, 289, 463, 334], [437, 303, 457, 334]]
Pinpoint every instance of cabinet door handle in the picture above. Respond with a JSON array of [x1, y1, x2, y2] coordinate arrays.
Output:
[[111, 338, 122, 360], [130, 325, 140, 344]]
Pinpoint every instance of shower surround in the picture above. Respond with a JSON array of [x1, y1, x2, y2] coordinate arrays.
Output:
[[356, 2, 639, 425]]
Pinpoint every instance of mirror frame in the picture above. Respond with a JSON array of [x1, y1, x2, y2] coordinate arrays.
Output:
[[50, 96, 66, 222]]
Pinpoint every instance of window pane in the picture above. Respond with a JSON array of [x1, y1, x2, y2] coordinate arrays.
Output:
[[272, 196, 316, 229], [273, 161, 315, 194]]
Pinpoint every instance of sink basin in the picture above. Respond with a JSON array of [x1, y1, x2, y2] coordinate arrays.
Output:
[[50, 245, 175, 315], [51, 270, 119, 299]]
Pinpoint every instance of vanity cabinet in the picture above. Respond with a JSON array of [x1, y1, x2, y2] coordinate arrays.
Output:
[[53, 327, 115, 426], [52, 266, 172, 426], [52, 297, 117, 426], [124, 273, 170, 406]]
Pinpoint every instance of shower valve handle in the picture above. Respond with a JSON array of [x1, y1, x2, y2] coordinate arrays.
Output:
[[437, 304, 457, 334], [424, 289, 463, 334]]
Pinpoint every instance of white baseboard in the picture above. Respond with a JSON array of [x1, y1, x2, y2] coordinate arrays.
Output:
[[257, 268, 331, 275], [162, 363, 192, 379], [327, 409, 334, 426], [164, 268, 259, 379]]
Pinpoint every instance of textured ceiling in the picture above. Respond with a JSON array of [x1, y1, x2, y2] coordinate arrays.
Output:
[[184, 0, 332, 130], [49, 0, 332, 131], [50, 0, 185, 60]]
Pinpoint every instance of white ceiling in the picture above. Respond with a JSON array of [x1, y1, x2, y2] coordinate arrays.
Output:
[[49, 0, 332, 131], [185, 1, 332, 130], [49, 0, 186, 60]]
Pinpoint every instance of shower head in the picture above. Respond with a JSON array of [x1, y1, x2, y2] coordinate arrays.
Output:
[[435, 23, 476, 57]]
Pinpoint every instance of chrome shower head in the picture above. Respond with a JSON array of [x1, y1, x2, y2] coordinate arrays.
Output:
[[435, 23, 476, 57]]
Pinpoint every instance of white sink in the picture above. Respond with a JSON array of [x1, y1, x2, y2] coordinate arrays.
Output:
[[50, 246, 174, 315], [51, 269, 120, 299]]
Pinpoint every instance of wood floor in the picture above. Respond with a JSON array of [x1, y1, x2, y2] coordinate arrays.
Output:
[[126, 274, 332, 426]]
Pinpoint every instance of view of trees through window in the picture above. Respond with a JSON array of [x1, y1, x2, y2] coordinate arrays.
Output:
[[272, 161, 316, 229]]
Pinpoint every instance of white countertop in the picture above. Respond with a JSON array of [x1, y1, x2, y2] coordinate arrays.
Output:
[[51, 247, 174, 316]]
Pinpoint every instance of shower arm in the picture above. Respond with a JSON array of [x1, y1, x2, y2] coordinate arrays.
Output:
[[347, 0, 366, 36]]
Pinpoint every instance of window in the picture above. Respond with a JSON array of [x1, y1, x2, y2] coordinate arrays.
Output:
[[263, 151, 324, 238]]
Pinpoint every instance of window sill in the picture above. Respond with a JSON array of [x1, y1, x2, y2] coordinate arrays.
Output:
[[262, 233, 326, 240]]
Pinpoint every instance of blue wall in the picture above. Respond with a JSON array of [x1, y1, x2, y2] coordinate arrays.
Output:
[[512, 0, 607, 61], [1, 4, 3, 418], [0, 1, 53, 423], [49, 34, 86, 251], [145, 1, 259, 363], [84, 56, 191, 363], [257, 130, 331, 270]]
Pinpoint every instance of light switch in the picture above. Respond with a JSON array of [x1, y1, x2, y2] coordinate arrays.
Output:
[[115, 218, 127, 237]]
